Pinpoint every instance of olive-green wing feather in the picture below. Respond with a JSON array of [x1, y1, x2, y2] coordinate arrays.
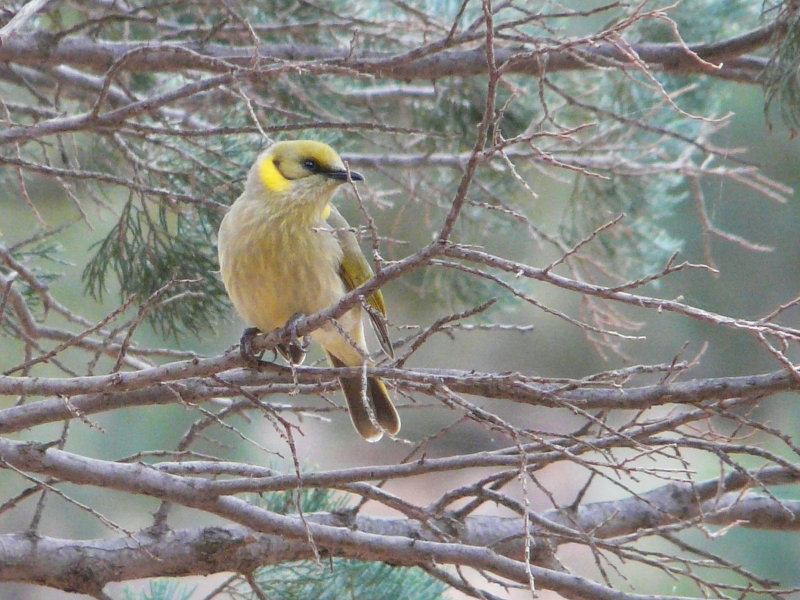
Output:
[[328, 205, 394, 358]]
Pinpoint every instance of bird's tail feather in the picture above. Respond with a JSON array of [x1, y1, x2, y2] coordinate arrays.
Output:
[[326, 352, 401, 442]]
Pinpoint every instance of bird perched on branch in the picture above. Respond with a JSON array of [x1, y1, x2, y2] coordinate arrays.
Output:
[[217, 140, 400, 441]]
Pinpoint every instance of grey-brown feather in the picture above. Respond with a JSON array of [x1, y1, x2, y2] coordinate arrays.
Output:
[[327, 352, 400, 441]]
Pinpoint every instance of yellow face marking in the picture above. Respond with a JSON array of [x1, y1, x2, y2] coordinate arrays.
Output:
[[321, 203, 331, 221], [258, 155, 289, 193]]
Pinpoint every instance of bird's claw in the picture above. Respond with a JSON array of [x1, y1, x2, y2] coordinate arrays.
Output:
[[240, 315, 311, 367], [279, 312, 310, 365], [239, 327, 267, 366]]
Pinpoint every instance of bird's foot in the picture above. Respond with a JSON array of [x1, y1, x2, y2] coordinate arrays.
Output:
[[278, 312, 311, 365], [239, 327, 268, 367]]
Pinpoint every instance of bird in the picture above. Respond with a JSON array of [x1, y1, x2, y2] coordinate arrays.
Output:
[[217, 140, 400, 442]]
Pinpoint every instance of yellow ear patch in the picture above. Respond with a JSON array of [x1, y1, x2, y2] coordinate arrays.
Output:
[[258, 156, 289, 193], [321, 203, 331, 221]]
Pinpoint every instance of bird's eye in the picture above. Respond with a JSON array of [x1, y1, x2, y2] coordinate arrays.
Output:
[[302, 158, 319, 172]]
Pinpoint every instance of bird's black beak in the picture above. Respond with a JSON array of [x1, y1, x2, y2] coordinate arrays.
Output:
[[324, 168, 364, 182]]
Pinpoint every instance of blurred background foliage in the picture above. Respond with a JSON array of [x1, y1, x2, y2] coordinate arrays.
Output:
[[2, 0, 800, 598]]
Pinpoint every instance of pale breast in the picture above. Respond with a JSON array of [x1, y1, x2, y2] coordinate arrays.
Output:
[[219, 202, 345, 333]]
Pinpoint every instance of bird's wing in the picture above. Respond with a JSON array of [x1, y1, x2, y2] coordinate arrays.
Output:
[[328, 205, 394, 358]]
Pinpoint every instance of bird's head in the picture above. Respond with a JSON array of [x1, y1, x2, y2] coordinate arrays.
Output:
[[250, 140, 364, 200]]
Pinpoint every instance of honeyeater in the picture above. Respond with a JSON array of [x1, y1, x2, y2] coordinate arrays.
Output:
[[217, 140, 400, 441]]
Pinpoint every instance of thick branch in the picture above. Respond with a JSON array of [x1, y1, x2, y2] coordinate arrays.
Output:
[[0, 0, 53, 47], [0, 32, 771, 83], [0, 457, 795, 593], [0, 362, 797, 434], [2, 436, 783, 599]]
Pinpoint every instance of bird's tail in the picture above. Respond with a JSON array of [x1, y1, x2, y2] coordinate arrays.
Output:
[[326, 352, 400, 442]]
